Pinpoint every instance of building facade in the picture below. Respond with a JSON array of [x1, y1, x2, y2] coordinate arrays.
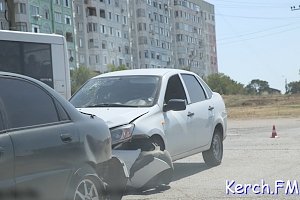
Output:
[[129, 0, 173, 69], [0, 0, 9, 30], [74, 0, 131, 72], [172, 0, 217, 76]]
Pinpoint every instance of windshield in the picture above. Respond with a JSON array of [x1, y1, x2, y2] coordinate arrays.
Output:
[[70, 75, 161, 108]]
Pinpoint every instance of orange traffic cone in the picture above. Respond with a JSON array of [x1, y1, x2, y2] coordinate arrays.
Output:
[[270, 125, 278, 138]]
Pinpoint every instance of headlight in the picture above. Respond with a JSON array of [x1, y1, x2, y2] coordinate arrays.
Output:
[[110, 124, 134, 145]]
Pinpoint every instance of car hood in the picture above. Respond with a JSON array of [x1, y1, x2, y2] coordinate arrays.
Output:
[[77, 107, 149, 128]]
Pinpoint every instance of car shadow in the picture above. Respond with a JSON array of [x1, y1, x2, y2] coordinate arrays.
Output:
[[125, 162, 210, 196], [172, 162, 210, 182]]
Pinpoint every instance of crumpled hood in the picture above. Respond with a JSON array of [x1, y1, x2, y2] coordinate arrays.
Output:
[[77, 107, 149, 128]]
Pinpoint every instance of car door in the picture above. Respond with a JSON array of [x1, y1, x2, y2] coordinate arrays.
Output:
[[0, 99, 15, 199], [0, 77, 79, 200], [163, 74, 193, 157], [181, 74, 214, 149]]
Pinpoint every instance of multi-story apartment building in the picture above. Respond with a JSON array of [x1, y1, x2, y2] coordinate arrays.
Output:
[[172, 0, 217, 77], [0, 0, 9, 30], [2, 0, 77, 69], [74, 0, 218, 75], [129, 0, 173, 69], [74, 0, 131, 72]]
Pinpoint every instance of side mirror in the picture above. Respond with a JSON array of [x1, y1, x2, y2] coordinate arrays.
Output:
[[163, 99, 186, 112]]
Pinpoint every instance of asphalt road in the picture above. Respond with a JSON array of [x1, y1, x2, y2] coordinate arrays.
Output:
[[123, 118, 300, 200]]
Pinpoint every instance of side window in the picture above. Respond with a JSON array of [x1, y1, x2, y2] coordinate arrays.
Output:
[[164, 74, 187, 103], [0, 77, 59, 129], [54, 100, 70, 121], [181, 74, 206, 103], [198, 77, 213, 99]]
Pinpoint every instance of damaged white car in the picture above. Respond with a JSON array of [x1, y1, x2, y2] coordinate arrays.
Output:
[[70, 69, 227, 189]]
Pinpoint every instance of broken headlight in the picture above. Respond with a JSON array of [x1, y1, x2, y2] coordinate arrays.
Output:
[[110, 124, 134, 145]]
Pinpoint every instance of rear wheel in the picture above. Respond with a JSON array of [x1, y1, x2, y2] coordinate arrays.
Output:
[[202, 129, 223, 167]]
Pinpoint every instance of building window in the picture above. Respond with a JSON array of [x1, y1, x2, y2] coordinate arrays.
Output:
[[77, 22, 83, 31], [137, 8, 145, 17], [64, 0, 70, 7], [115, 14, 119, 22], [16, 22, 27, 31], [102, 41, 106, 49], [125, 46, 129, 54], [65, 15, 71, 25], [100, 9, 105, 18], [78, 38, 83, 48], [16, 3, 26, 14], [0, 2, 4, 12], [44, 9, 50, 19], [54, 12, 62, 23], [87, 23, 97, 32], [79, 55, 85, 64], [30, 5, 39, 16], [66, 32, 73, 42], [32, 24, 40, 33], [144, 50, 149, 58], [87, 7, 97, 16], [55, 0, 61, 5]]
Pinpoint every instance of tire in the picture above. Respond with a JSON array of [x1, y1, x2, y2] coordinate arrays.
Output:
[[151, 136, 165, 151], [202, 129, 223, 167], [67, 171, 107, 200]]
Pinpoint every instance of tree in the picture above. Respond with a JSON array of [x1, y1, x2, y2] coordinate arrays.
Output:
[[245, 79, 270, 95], [286, 81, 300, 94], [70, 66, 99, 94], [205, 73, 245, 95], [107, 64, 127, 72]]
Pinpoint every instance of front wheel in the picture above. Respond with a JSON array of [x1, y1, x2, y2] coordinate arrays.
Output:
[[67, 170, 107, 200], [202, 129, 223, 167], [73, 176, 104, 200]]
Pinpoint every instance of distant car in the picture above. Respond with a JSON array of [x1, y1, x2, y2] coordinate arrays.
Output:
[[0, 72, 124, 200], [70, 69, 227, 169]]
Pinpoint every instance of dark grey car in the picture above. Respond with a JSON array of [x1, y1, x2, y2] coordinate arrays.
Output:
[[0, 72, 119, 200]]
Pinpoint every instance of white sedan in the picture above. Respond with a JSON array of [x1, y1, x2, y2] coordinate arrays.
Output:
[[71, 69, 227, 167]]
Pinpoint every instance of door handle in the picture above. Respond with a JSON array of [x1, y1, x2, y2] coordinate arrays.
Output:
[[187, 112, 194, 117], [208, 106, 214, 111], [60, 133, 73, 143]]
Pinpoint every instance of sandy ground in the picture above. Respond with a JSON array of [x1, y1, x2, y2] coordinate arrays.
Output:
[[123, 118, 300, 200]]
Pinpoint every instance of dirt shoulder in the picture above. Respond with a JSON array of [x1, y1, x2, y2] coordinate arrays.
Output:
[[223, 94, 300, 119]]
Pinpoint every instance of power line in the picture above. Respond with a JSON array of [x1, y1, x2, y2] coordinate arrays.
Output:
[[215, 13, 300, 20], [218, 25, 300, 46], [218, 23, 299, 41]]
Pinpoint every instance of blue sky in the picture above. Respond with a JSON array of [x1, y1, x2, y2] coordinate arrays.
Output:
[[206, 0, 300, 93]]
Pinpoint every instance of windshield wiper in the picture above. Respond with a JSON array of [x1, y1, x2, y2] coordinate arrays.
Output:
[[79, 111, 95, 118], [86, 103, 138, 108]]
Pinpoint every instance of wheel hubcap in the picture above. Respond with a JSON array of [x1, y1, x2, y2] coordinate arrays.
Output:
[[74, 179, 100, 200], [212, 135, 222, 161]]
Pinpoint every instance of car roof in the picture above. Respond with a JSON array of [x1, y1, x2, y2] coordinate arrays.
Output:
[[94, 68, 194, 78]]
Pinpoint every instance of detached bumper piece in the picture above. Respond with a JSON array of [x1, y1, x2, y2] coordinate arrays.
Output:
[[113, 147, 174, 189]]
